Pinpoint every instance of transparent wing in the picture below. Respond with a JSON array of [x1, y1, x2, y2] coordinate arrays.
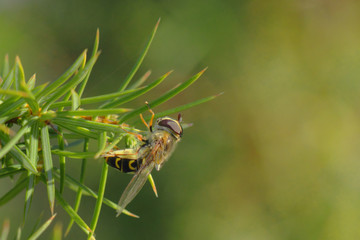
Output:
[[116, 161, 155, 216]]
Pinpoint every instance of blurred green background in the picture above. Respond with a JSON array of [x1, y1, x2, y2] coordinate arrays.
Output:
[[2, 0, 360, 239]]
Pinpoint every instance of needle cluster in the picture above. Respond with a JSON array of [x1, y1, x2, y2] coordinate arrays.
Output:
[[0, 20, 219, 239]]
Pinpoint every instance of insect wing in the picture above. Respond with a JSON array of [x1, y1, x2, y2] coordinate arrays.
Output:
[[116, 161, 155, 216]]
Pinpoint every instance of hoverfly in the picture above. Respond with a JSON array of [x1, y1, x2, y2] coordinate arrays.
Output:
[[102, 103, 183, 216]]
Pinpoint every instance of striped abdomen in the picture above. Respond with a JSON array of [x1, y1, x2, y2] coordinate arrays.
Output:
[[105, 157, 144, 173]]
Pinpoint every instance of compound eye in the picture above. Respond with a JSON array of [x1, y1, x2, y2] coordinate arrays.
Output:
[[158, 119, 183, 136]]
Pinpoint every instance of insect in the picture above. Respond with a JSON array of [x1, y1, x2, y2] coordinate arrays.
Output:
[[102, 103, 183, 216]]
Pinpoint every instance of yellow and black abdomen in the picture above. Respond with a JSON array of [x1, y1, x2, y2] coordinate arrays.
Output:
[[105, 157, 144, 173]]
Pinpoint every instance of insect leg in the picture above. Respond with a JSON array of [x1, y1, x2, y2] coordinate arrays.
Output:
[[119, 125, 144, 141], [139, 113, 149, 129], [145, 101, 155, 131], [139, 101, 155, 131]]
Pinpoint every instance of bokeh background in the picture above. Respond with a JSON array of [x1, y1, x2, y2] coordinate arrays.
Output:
[[2, 0, 360, 239]]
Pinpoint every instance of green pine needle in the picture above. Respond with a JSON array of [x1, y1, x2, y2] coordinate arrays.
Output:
[[88, 160, 108, 240], [0, 219, 10, 240], [41, 125, 55, 215], [65, 138, 89, 236], [23, 173, 35, 222], [117, 18, 160, 91], [0, 176, 28, 206], [27, 214, 57, 240]]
